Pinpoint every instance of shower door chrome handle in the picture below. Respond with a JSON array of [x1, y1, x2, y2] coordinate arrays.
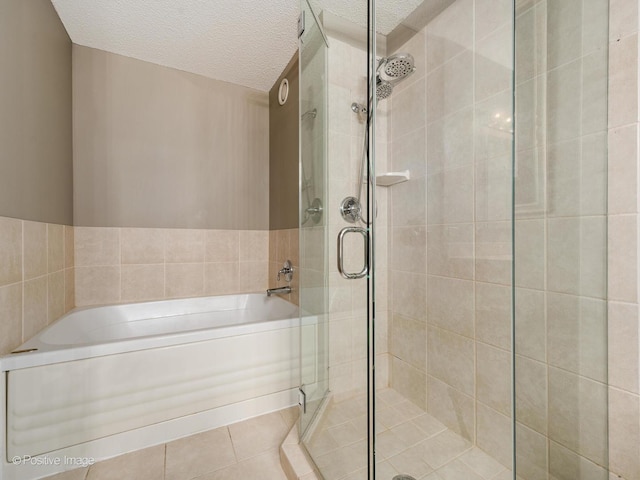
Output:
[[337, 226, 369, 279]]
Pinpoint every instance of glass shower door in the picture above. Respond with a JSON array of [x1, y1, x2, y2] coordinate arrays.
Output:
[[298, 0, 330, 437]]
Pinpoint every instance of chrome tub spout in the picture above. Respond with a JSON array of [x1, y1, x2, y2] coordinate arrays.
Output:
[[266, 286, 292, 297]]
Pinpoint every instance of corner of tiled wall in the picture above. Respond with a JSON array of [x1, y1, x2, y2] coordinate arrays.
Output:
[[0, 217, 74, 356]]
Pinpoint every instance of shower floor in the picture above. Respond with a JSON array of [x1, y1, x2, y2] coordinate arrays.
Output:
[[305, 388, 512, 480]]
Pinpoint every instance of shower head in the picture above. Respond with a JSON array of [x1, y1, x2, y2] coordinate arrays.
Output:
[[376, 78, 393, 100], [374, 52, 416, 101], [382, 53, 415, 79]]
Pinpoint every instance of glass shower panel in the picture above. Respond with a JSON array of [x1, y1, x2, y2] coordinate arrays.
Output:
[[513, 1, 609, 478], [299, 0, 330, 438]]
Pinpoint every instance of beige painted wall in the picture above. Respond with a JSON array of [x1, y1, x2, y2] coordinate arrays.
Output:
[[269, 55, 300, 231], [73, 45, 269, 230], [0, 0, 73, 225]]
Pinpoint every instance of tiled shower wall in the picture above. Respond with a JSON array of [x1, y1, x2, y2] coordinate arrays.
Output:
[[73, 227, 270, 307], [0, 216, 74, 356]]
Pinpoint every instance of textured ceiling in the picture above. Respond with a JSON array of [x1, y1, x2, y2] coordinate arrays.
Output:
[[51, 0, 423, 92]]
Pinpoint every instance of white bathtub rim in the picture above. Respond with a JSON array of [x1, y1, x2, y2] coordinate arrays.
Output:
[[1, 293, 312, 372]]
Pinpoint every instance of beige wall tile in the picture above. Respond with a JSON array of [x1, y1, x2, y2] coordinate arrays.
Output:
[[238, 261, 269, 293], [64, 267, 75, 312], [329, 318, 352, 366], [547, 60, 582, 144], [608, 125, 638, 215], [165, 263, 204, 299], [476, 155, 512, 222], [393, 128, 427, 177], [23, 276, 48, 340], [608, 214, 638, 302], [547, 293, 607, 382], [475, 90, 513, 160], [610, 0, 639, 41], [0, 217, 23, 285], [514, 219, 545, 289], [0, 283, 22, 355], [549, 440, 608, 480], [426, 224, 473, 279], [608, 33, 638, 129], [165, 229, 205, 263], [475, 24, 513, 102], [206, 230, 239, 263], [48, 270, 65, 323], [427, 275, 474, 337], [514, 288, 546, 362], [427, 166, 474, 225], [476, 282, 511, 351], [64, 225, 74, 269], [391, 356, 427, 409], [515, 76, 546, 151], [393, 226, 427, 274], [475, 0, 512, 41], [475, 221, 512, 285], [23, 221, 47, 280], [48, 223, 64, 272], [546, 0, 582, 69], [86, 445, 164, 480], [547, 216, 606, 298], [390, 77, 426, 141], [121, 228, 165, 264], [239, 230, 269, 263], [390, 314, 426, 372], [548, 368, 608, 465], [515, 1, 547, 84], [204, 263, 240, 296], [547, 136, 607, 218], [74, 227, 120, 267], [75, 266, 120, 307], [608, 302, 639, 394], [427, 326, 475, 396], [121, 264, 165, 303], [476, 343, 511, 416], [427, 375, 475, 442], [392, 177, 427, 227], [476, 403, 512, 469], [582, 51, 609, 136], [427, 107, 473, 175], [393, 271, 427, 322], [515, 355, 547, 435], [608, 388, 640, 479], [426, 51, 474, 122], [515, 423, 549, 480], [425, 0, 473, 71]]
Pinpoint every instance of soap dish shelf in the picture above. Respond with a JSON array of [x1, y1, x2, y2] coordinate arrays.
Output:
[[375, 170, 410, 187]]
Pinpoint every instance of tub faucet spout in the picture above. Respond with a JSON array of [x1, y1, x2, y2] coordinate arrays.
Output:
[[266, 286, 292, 297]]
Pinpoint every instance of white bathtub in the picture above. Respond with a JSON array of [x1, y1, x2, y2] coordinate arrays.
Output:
[[0, 294, 313, 480]]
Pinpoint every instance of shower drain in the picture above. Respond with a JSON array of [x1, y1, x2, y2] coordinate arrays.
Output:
[[392, 476, 417, 480]]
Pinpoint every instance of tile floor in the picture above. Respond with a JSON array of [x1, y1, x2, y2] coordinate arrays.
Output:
[[305, 388, 512, 480], [44, 407, 297, 480]]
